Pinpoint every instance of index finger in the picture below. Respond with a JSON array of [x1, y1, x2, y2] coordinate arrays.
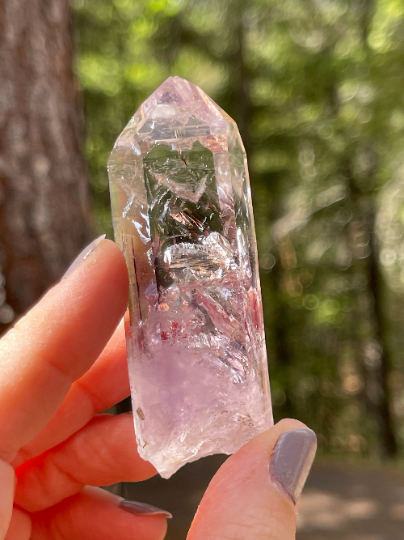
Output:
[[0, 239, 128, 463]]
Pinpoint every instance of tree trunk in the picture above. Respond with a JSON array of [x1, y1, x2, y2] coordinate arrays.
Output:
[[0, 0, 93, 328], [366, 211, 398, 457], [345, 163, 398, 458]]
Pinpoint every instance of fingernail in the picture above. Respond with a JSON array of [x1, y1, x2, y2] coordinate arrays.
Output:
[[63, 235, 106, 279], [119, 500, 173, 519], [270, 428, 317, 504]]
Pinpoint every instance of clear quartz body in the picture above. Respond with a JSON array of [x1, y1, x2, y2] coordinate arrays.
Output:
[[108, 77, 273, 478]]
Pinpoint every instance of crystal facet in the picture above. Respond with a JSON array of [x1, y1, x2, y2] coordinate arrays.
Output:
[[108, 77, 273, 478]]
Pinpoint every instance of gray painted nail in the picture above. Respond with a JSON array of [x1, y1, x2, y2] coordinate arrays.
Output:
[[63, 235, 106, 279], [270, 428, 317, 504], [119, 500, 173, 518]]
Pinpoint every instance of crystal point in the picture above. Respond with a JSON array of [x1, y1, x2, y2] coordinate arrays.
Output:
[[108, 77, 273, 478]]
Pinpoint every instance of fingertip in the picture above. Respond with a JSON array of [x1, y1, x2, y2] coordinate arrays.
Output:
[[188, 419, 316, 540], [270, 426, 317, 505], [63, 236, 128, 288], [31, 487, 168, 540], [94, 238, 127, 272], [91, 239, 129, 315], [76, 238, 129, 299], [270, 418, 309, 437], [63, 235, 106, 280], [216, 419, 308, 467]]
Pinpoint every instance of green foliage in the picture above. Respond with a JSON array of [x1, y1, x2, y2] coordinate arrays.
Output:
[[73, 0, 404, 459]]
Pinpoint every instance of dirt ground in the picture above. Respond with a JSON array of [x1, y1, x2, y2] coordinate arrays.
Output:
[[298, 461, 404, 540], [118, 457, 404, 540]]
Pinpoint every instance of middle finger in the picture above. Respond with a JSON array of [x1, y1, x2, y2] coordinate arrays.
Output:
[[15, 414, 155, 513]]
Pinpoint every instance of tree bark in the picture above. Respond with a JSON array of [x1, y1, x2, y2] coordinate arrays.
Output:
[[366, 210, 398, 457], [344, 161, 398, 458], [0, 0, 93, 327]]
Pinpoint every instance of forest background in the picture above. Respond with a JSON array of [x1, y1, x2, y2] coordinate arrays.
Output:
[[76, 0, 404, 462], [2, 0, 404, 466]]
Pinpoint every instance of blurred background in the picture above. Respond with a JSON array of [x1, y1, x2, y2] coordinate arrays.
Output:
[[2, 0, 404, 538]]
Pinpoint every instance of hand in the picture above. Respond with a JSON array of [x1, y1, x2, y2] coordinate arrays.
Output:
[[0, 239, 316, 540]]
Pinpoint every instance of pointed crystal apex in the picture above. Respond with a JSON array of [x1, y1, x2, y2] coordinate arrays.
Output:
[[144, 76, 230, 118], [123, 76, 233, 142], [143, 76, 198, 110], [108, 77, 272, 478]]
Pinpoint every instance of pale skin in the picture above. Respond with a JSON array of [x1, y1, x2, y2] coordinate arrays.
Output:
[[0, 239, 309, 540]]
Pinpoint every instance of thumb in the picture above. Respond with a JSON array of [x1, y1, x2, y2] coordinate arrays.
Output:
[[187, 419, 317, 540]]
